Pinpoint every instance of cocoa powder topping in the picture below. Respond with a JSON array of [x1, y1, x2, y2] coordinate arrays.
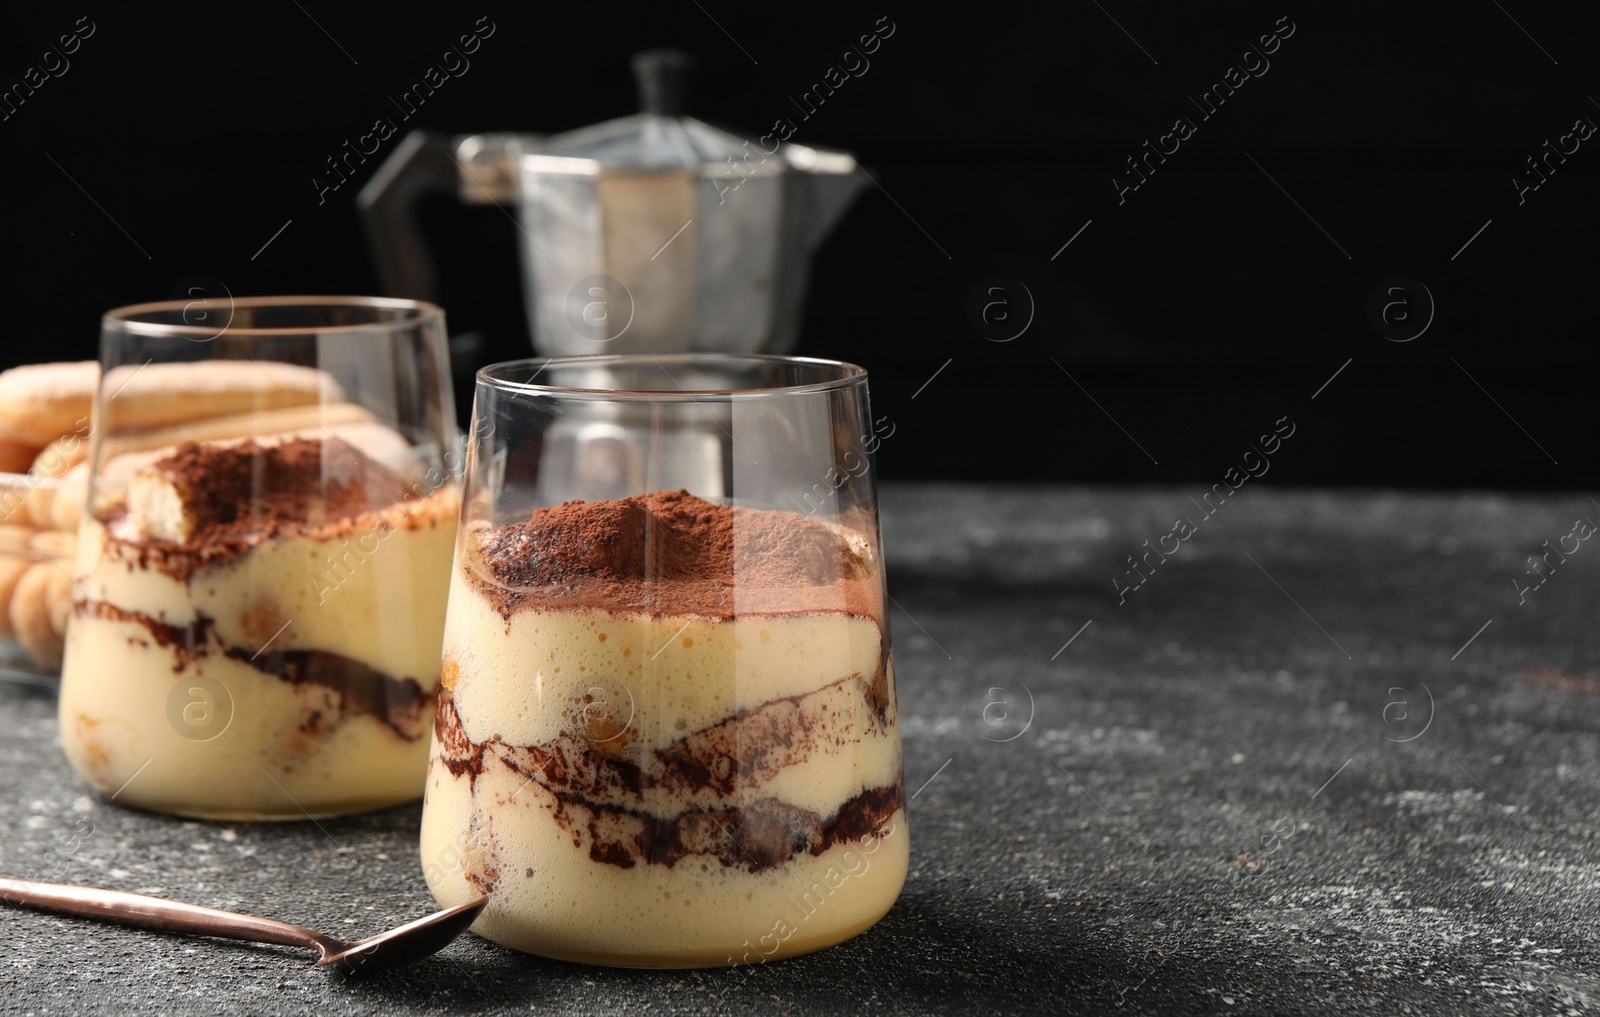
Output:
[[141, 437, 413, 547], [471, 490, 880, 619]]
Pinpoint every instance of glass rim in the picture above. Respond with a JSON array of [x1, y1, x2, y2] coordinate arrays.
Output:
[[102, 295, 445, 338], [476, 354, 869, 400]]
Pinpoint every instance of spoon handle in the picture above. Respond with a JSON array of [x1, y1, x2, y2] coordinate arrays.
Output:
[[0, 877, 330, 952]]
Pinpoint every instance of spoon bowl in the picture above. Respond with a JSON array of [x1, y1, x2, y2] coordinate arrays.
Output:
[[317, 896, 489, 974]]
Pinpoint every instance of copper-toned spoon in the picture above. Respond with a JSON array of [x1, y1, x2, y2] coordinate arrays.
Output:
[[0, 877, 487, 974]]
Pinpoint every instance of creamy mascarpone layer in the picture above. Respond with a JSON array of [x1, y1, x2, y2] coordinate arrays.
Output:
[[422, 567, 906, 964], [58, 487, 458, 819], [422, 752, 908, 965], [444, 567, 894, 790]]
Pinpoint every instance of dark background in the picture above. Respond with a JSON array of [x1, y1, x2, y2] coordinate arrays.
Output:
[[1, 2, 1594, 487]]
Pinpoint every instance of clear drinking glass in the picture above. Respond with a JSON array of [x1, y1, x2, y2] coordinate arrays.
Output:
[[58, 296, 460, 819], [420, 354, 907, 967]]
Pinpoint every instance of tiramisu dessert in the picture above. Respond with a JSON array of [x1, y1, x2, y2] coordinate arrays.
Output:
[[58, 435, 459, 819], [420, 490, 907, 966]]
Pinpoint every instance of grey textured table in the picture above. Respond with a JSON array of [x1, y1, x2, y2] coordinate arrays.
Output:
[[4, 485, 1597, 1016]]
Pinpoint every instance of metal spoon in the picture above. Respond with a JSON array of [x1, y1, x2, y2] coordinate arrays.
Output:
[[0, 877, 488, 974]]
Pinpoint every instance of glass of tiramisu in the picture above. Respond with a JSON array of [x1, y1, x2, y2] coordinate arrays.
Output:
[[421, 354, 907, 967], [58, 297, 461, 819]]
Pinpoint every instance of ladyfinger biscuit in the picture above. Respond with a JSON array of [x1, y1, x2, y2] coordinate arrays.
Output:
[[37, 401, 377, 475], [98, 361, 343, 432], [0, 438, 40, 474], [49, 462, 89, 532], [21, 421, 84, 529], [26, 422, 92, 479], [0, 554, 30, 639], [0, 362, 97, 446], [28, 528, 76, 562], [10, 529, 76, 664], [0, 478, 32, 524], [24, 480, 57, 530], [0, 359, 344, 449], [10, 563, 70, 667]]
